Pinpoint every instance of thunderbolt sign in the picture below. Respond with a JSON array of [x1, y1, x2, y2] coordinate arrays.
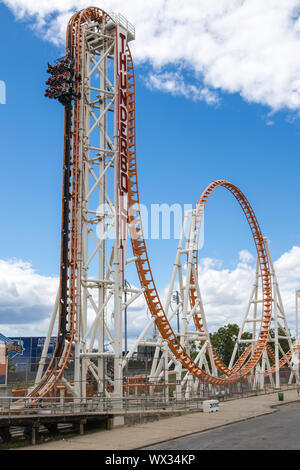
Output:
[[118, 29, 128, 195], [117, 26, 129, 284]]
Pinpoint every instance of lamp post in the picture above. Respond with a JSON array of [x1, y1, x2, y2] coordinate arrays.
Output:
[[296, 289, 300, 340], [232, 335, 243, 397], [172, 291, 180, 334], [124, 279, 131, 399]]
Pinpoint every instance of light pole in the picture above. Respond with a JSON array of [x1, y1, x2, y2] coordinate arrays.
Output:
[[232, 335, 243, 397], [172, 291, 180, 334], [296, 289, 300, 340], [124, 279, 131, 399]]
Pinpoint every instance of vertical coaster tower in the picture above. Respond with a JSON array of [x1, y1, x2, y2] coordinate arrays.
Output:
[[34, 9, 137, 402]]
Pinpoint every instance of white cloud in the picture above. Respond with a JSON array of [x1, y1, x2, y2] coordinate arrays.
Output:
[[197, 255, 254, 328], [274, 247, 300, 321], [0, 259, 58, 336], [239, 249, 254, 263], [144, 71, 219, 104], [198, 246, 300, 334], [3, 0, 300, 112]]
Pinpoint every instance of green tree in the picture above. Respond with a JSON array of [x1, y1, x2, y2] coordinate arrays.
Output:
[[268, 327, 294, 360], [210, 323, 252, 367]]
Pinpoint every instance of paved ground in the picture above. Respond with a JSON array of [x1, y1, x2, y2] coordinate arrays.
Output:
[[144, 401, 300, 450], [19, 388, 300, 450]]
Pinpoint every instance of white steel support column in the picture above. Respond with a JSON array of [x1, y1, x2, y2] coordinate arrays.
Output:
[[228, 237, 296, 389], [296, 289, 300, 341], [265, 238, 297, 386], [35, 289, 59, 385], [176, 211, 195, 399]]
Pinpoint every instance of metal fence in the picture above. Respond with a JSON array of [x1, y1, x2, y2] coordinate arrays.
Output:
[[0, 395, 204, 417], [4, 356, 300, 413], [7, 356, 75, 389], [1, 383, 299, 419]]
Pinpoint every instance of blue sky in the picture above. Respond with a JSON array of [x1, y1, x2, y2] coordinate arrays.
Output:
[[1, 1, 300, 337]]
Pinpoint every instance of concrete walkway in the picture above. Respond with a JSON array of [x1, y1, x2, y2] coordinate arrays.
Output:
[[19, 389, 299, 450]]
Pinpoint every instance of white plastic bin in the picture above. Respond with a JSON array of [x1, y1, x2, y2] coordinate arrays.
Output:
[[203, 400, 219, 413]]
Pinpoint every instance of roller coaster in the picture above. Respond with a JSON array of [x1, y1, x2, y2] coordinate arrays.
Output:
[[5, 7, 300, 409]]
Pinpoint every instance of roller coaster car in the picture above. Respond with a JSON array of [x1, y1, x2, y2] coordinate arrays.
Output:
[[47, 57, 74, 75], [46, 73, 72, 86], [45, 56, 81, 106]]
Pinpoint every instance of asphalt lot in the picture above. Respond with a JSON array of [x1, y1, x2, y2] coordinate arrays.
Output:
[[144, 402, 300, 450]]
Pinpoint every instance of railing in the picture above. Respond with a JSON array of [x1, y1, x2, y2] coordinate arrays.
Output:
[[1, 383, 299, 418], [109, 12, 135, 39], [0, 395, 203, 417]]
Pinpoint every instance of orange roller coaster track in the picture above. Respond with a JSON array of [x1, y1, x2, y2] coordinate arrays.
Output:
[[190, 181, 272, 381], [27, 7, 299, 399]]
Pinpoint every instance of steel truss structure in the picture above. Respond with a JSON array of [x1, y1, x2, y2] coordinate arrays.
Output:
[[25, 8, 300, 407], [231, 238, 300, 390], [34, 9, 139, 403]]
